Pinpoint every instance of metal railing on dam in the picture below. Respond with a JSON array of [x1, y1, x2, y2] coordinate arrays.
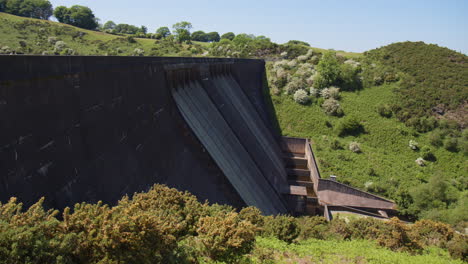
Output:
[[0, 55, 295, 214]]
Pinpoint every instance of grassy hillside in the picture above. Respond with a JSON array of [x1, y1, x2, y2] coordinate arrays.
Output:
[[0, 12, 208, 56]]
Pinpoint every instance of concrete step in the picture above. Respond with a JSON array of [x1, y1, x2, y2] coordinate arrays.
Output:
[[284, 156, 308, 170], [288, 180, 314, 188], [283, 152, 305, 159], [287, 169, 311, 182]]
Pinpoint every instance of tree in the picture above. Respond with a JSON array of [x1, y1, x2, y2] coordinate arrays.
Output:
[[21, 0, 53, 19], [139, 25, 147, 34], [206, 31, 220, 42], [191, 30, 207, 42], [155, 26, 171, 38], [103, 20, 116, 30], [54, 5, 99, 30], [114, 23, 139, 34], [172, 21, 192, 43], [315, 51, 341, 88], [0, 0, 5, 12], [4, 0, 21, 15], [221, 32, 235, 41]]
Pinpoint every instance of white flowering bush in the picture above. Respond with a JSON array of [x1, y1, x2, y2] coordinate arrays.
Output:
[[309, 88, 319, 97], [280, 51, 288, 58], [47, 36, 58, 44], [287, 59, 297, 68], [295, 63, 315, 78], [293, 89, 310, 104], [344, 59, 360, 68], [415, 157, 426, 166], [409, 140, 419, 150], [54, 41, 66, 52], [320, 88, 331, 99], [284, 77, 304, 95], [133, 48, 145, 56], [273, 60, 289, 70], [349, 142, 361, 153], [297, 55, 308, 62], [328, 86, 340, 99], [0, 46, 12, 54], [322, 99, 343, 116]]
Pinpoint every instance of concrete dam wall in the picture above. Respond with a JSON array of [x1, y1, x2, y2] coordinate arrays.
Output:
[[0, 56, 288, 213]]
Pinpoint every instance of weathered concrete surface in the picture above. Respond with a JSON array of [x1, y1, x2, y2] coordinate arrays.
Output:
[[0, 56, 280, 211]]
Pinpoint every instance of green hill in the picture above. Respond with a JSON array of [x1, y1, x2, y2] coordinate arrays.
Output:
[[0, 12, 207, 56], [364, 41, 468, 129]]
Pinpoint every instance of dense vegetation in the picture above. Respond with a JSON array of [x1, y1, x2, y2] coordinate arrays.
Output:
[[363, 42, 468, 129], [0, 185, 466, 263]]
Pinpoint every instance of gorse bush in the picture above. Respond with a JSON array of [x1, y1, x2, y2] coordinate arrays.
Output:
[[196, 211, 256, 262], [0, 187, 466, 262], [262, 215, 300, 244]]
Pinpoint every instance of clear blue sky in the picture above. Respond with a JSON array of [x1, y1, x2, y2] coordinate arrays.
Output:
[[49, 0, 468, 54]]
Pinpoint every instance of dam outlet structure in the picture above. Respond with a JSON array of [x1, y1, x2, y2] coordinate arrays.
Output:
[[0, 56, 396, 218]]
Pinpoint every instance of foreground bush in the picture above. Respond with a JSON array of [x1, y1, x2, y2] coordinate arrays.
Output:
[[196, 211, 256, 261], [262, 215, 299, 243], [0, 185, 465, 262]]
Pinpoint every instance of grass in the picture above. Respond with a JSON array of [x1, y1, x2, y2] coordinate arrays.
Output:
[[248, 237, 464, 264], [271, 83, 467, 198], [309, 46, 362, 59]]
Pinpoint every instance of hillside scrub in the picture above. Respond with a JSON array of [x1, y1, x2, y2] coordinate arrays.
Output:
[[1, 186, 466, 263], [363, 41, 468, 130]]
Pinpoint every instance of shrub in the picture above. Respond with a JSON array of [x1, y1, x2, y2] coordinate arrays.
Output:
[[0, 46, 13, 54], [408, 219, 454, 248], [377, 104, 392, 117], [133, 48, 145, 56], [47, 36, 58, 44], [349, 142, 361, 153], [409, 140, 419, 150], [262, 215, 299, 244], [326, 219, 352, 240], [428, 130, 444, 147], [415, 157, 426, 166], [322, 86, 340, 99], [284, 77, 304, 95], [447, 234, 468, 261], [348, 218, 386, 240], [238, 207, 264, 232], [293, 89, 310, 104], [196, 211, 256, 261], [322, 99, 343, 116], [297, 216, 329, 240], [443, 137, 458, 152], [420, 146, 436, 161], [309, 87, 319, 97], [376, 218, 422, 253], [126, 36, 136, 43], [54, 41, 66, 52], [330, 138, 343, 150], [336, 117, 364, 137], [0, 198, 72, 263]]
